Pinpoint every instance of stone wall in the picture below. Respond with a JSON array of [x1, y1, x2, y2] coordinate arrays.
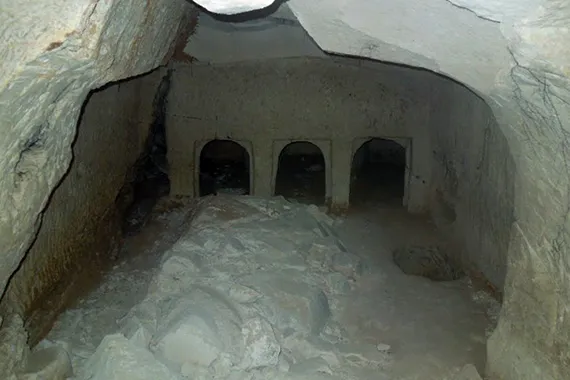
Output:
[[485, 71, 570, 380], [166, 56, 512, 291], [429, 80, 516, 290], [0, 71, 164, 343], [166, 57, 433, 212], [0, 0, 192, 308]]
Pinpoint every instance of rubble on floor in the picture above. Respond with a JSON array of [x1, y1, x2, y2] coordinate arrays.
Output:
[[106, 195, 375, 379], [5, 195, 491, 380]]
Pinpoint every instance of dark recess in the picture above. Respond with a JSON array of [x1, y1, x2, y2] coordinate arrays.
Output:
[[199, 139, 250, 197], [274, 142, 326, 205], [350, 138, 406, 206], [116, 69, 172, 236]]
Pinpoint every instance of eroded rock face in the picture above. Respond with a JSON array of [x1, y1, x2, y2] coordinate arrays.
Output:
[[0, 0, 191, 301]]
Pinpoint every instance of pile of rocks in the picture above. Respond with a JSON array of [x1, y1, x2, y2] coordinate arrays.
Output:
[[79, 196, 375, 379], [4, 195, 483, 379]]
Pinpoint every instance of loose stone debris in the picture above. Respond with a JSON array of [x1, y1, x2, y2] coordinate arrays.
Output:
[[392, 244, 464, 281], [9, 195, 493, 380]]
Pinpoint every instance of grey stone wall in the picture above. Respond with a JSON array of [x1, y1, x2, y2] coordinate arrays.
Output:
[[0, 70, 164, 342], [0, 0, 192, 306], [166, 57, 432, 212], [165, 56, 511, 290], [429, 79, 515, 289]]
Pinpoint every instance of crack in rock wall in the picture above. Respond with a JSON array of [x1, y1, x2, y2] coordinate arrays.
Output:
[[0, 70, 166, 346], [0, 0, 192, 305]]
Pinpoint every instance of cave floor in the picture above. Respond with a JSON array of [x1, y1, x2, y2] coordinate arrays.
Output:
[[43, 195, 498, 380]]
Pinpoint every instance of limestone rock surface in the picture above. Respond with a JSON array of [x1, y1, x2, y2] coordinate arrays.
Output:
[[18, 345, 72, 380], [240, 317, 281, 370], [79, 334, 182, 380], [66, 197, 371, 378], [0, 316, 29, 379], [0, 0, 191, 303]]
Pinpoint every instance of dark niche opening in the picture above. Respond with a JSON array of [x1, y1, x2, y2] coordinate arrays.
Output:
[[275, 141, 326, 205], [116, 70, 171, 237], [350, 138, 407, 206], [199, 139, 250, 196]]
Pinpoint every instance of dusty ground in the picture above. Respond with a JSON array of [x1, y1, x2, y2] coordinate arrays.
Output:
[[39, 195, 498, 379], [335, 203, 497, 379]]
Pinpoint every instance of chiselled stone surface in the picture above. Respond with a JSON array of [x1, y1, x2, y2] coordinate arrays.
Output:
[[0, 0, 191, 303], [0, 1, 190, 377]]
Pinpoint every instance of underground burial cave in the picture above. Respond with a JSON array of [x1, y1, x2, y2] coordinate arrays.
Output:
[[274, 141, 327, 205], [0, 0, 569, 379], [2, 58, 505, 378]]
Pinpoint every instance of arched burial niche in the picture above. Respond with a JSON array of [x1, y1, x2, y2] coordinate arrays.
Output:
[[198, 139, 251, 196], [350, 138, 408, 207], [274, 141, 326, 205]]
